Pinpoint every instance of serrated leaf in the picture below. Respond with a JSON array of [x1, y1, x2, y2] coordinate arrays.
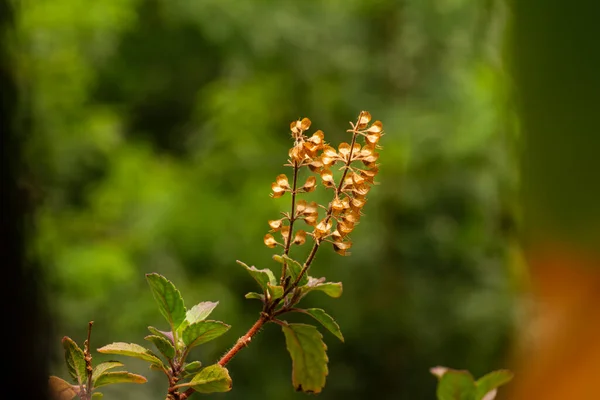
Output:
[[145, 273, 187, 332], [91, 392, 103, 398], [48, 376, 77, 400], [267, 283, 284, 299], [474, 370, 514, 400], [147, 326, 174, 343], [245, 292, 264, 301], [92, 361, 123, 384], [301, 308, 344, 342], [282, 323, 329, 393], [436, 369, 476, 400], [189, 364, 232, 393], [145, 335, 175, 360], [62, 336, 87, 385], [97, 343, 164, 368], [300, 277, 343, 298], [236, 260, 277, 293], [281, 255, 308, 286], [179, 301, 219, 332], [93, 372, 147, 388], [182, 320, 230, 348]]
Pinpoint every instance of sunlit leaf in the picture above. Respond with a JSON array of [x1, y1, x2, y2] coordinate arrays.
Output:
[[92, 361, 123, 384], [189, 364, 232, 393], [182, 320, 230, 348], [93, 372, 147, 388], [267, 283, 284, 299], [474, 370, 514, 400], [145, 273, 186, 332], [178, 301, 220, 332], [245, 292, 265, 301], [282, 323, 328, 393], [300, 277, 343, 298], [97, 343, 163, 368]]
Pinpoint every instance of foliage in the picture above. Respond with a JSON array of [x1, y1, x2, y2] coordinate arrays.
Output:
[[21, 0, 515, 398], [50, 323, 146, 400], [431, 366, 513, 400]]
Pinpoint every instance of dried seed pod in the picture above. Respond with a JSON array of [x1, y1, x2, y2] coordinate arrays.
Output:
[[264, 234, 278, 248], [300, 176, 317, 193], [268, 219, 283, 231], [293, 230, 307, 245]]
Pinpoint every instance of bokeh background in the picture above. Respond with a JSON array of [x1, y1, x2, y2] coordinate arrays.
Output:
[[18, 0, 522, 399]]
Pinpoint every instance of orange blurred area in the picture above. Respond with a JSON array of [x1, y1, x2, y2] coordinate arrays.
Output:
[[509, 243, 600, 399]]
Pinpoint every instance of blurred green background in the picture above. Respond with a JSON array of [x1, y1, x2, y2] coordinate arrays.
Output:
[[19, 0, 518, 398]]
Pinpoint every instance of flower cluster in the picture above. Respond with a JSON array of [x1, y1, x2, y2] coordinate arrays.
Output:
[[264, 111, 383, 257]]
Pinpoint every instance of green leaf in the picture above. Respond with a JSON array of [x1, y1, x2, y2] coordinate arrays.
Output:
[[300, 277, 343, 298], [281, 323, 329, 393], [48, 376, 77, 400], [474, 370, 514, 400], [182, 361, 202, 376], [93, 372, 147, 388], [147, 326, 174, 343], [62, 336, 87, 385], [245, 292, 264, 301], [145, 273, 187, 332], [281, 254, 308, 286], [301, 308, 344, 342], [267, 283, 284, 299], [97, 343, 164, 368], [189, 364, 232, 393], [436, 369, 476, 400], [91, 392, 103, 398], [92, 361, 123, 384], [145, 335, 175, 360], [182, 320, 231, 348], [178, 301, 219, 332], [236, 260, 277, 293]]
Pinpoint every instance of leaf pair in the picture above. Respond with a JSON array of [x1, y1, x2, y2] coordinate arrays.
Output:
[[431, 367, 514, 400], [97, 273, 233, 395], [50, 336, 146, 400]]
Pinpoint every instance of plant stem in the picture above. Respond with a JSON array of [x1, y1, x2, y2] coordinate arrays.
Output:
[[180, 114, 364, 400], [84, 321, 94, 400], [281, 160, 299, 286]]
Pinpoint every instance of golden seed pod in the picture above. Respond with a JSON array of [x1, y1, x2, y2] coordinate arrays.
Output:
[[333, 240, 352, 256], [357, 111, 372, 129], [264, 234, 278, 248], [338, 143, 351, 160], [314, 219, 332, 238], [268, 219, 283, 231], [293, 230, 307, 245], [300, 176, 317, 192], [300, 117, 311, 131], [320, 169, 335, 188]]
